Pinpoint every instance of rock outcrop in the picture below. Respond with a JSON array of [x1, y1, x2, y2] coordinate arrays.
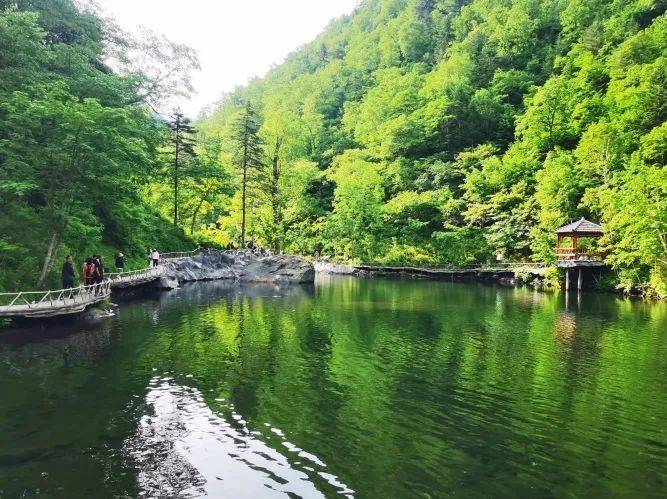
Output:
[[240, 255, 315, 283], [153, 275, 179, 290], [314, 261, 359, 275], [161, 252, 237, 283], [159, 252, 315, 286]]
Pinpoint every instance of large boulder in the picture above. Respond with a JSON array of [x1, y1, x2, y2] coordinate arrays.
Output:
[[160, 251, 315, 285], [161, 252, 237, 283], [240, 255, 315, 284], [153, 275, 179, 290], [314, 261, 358, 275]]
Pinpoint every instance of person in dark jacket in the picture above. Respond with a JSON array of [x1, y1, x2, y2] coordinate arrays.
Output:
[[115, 252, 125, 271], [61, 255, 75, 289], [96, 255, 105, 283]]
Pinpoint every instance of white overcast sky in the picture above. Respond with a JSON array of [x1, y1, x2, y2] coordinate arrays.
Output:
[[100, 0, 359, 118]]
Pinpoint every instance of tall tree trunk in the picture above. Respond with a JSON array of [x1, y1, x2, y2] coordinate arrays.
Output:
[[270, 136, 283, 253], [190, 196, 206, 235], [174, 127, 180, 226], [37, 231, 60, 287], [240, 121, 250, 247], [241, 162, 247, 246]]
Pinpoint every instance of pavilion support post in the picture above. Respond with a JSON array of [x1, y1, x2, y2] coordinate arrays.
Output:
[[577, 269, 583, 291], [565, 269, 570, 291]]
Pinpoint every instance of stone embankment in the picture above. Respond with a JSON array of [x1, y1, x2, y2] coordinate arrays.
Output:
[[315, 261, 550, 288], [155, 252, 315, 289]]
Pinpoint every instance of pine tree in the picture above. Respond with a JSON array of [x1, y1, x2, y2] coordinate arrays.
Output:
[[167, 109, 197, 226], [230, 101, 264, 246], [267, 135, 283, 252]]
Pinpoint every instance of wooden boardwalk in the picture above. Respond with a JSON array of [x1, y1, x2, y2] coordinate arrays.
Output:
[[0, 249, 203, 320], [0, 266, 167, 319], [0, 281, 111, 319], [106, 266, 163, 289]]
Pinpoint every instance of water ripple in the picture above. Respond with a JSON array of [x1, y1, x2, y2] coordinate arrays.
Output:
[[124, 377, 354, 498]]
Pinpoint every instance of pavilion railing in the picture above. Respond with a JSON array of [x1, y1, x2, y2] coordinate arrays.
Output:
[[0, 281, 111, 311], [555, 248, 604, 261]]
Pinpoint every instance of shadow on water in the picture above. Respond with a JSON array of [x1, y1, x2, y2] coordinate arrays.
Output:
[[0, 278, 665, 498]]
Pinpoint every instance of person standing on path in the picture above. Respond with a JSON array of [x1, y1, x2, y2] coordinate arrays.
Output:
[[83, 258, 96, 287], [97, 255, 105, 282], [115, 253, 125, 271], [91, 255, 102, 283], [61, 255, 75, 289], [151, 249, 160, 267], [92, 255, 105, 295]]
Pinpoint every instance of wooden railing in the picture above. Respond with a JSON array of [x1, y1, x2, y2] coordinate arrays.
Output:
[[0, 281, 111, 317], [469, 262, 547, 269], [555, 248, 604, 261], [105, 266, 162, 283]]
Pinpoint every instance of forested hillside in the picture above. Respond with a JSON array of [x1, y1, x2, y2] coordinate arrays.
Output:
[[1, 0, 665, 297], [201, 0, 666, 296], [0, 0, 198, 291]]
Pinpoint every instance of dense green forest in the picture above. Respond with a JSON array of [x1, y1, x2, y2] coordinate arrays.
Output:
[[199, 0, 666, 297], [0, 0, 199, 291], [1, 0, 665, 297]]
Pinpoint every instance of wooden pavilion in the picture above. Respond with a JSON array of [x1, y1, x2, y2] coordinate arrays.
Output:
[[555, 218, 606, 290], [555, 218, 604, 262]]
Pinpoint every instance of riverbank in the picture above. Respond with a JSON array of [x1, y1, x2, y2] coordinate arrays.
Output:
[[315, 261, 554, 289], [315, 260, 667, 300]]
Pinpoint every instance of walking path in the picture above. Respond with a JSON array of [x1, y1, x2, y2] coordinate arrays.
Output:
[[0, 249, 201, 319], [0, 281, 111, 319], [106, 266, 163, 289]]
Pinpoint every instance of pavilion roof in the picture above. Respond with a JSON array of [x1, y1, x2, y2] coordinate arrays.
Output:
[[555, 218, 603, 235]]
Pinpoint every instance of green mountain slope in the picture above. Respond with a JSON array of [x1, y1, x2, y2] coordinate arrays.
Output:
[[202, 0, 666, 296]]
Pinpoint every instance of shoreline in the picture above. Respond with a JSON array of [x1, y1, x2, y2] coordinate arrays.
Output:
[[314, 261, 664, 300], [315, 261, 549, 289]]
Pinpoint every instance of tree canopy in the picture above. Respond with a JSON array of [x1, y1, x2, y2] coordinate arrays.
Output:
[[199, 0, 666, 297], [0, 1, 199, 291], [1, 0, 665, 297]]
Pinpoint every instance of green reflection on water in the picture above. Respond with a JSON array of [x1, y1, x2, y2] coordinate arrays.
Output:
[[0, 278, 665, 498]]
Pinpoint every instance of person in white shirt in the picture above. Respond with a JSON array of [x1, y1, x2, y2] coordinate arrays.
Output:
[[151, 249, 160, 267]]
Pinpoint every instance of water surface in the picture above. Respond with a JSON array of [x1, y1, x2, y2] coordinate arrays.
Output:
[[0, 277, 665, 497]]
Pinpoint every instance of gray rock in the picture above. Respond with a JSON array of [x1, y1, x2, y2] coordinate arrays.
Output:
[[240, 255, 315, 283], [82, 307, 115, 321], [153, 275, 179, 290], [498, 277, 517, 286], [314, 261, 358, 275], [159, 251, 315, 285], [161, 252, 237, 283]]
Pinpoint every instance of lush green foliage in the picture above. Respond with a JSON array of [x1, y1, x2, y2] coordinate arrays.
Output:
[[1, 0, 665, 297], [201, 0, 666, 296], [0, 1, 195, 291]]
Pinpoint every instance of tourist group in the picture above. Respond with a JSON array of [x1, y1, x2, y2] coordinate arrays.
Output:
[[59, 249, 160, 290]]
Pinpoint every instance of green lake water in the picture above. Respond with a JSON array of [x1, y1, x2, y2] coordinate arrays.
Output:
[[0, 277, 665, 498]]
